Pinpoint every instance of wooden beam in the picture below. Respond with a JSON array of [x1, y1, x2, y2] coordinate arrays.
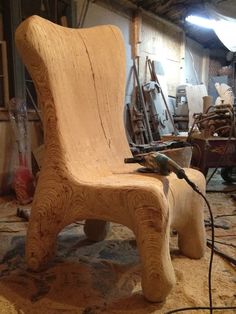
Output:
[[0, 109, 41, 121], [132, 9, 142, 58], [0, 41, 9, 106], [3, 0, 25, 99]]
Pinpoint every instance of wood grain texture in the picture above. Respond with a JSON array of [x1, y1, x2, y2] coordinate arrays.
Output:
[[15, 15, 206, 302]]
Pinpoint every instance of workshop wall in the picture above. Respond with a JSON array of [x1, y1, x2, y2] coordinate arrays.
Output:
[[139, 15, 184, 97], [76, 0, 208, 100]]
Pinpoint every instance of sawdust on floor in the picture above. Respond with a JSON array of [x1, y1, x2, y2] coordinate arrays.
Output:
[[0, 193, 235, 314]]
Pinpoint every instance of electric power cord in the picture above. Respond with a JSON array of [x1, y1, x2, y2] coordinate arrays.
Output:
[[165, 176, 236, 314], [166, 306, 236, 314], [124, 153, 236, 313]]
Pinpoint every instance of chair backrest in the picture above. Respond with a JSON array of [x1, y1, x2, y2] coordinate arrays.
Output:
[[15, 16, 131, 180]]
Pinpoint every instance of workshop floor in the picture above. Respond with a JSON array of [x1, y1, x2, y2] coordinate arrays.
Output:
[[0, 175, 235, 314]]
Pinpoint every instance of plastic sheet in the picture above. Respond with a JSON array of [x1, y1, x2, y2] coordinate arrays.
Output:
[[8, 98, 35, 204]]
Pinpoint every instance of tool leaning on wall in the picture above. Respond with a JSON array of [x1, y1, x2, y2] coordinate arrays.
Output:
[[126, 57, 188, 157]]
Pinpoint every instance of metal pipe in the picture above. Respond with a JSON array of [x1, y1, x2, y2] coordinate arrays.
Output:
[[26, 86, 43, 126]]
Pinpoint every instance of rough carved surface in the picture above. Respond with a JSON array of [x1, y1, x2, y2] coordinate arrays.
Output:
[[15, 16, 206, 302]]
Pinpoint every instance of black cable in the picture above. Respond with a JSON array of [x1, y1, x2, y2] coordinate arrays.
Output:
[[187, 181, 214, 314], [165, 306, 236, 314], [207, 238, 236, 248], [124, 152, 235, 313], [207, 240, 236, 266], [165, 175, 236, 314]]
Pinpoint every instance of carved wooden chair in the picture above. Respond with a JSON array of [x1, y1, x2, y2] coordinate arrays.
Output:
[[15, 16, 206, 302]]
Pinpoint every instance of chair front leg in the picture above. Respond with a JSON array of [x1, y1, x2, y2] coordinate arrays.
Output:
[[26, 177, 69, 271], [133, 205, 176, 302]]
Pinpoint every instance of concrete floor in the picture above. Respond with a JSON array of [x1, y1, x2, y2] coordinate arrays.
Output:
[[0, 173, 235, 314]]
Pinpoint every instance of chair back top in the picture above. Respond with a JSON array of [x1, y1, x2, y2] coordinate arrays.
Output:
[[16, 16, 132, 180]]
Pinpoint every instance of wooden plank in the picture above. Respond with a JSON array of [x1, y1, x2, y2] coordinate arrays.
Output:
[[0, 109, 41, 121], [0, 41, 9, 106], [180, 30, 185, 84], [0, 13, 3, 41], [0, 122, 16, 194], [132, 10, 142, 58], [60, 16, 68, 27]]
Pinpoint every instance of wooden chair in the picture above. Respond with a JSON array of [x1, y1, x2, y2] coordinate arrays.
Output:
[[15, 16, 206, 302]]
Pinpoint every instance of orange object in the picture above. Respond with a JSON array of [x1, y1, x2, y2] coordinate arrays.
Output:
[[13, 166, 35, 205]]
